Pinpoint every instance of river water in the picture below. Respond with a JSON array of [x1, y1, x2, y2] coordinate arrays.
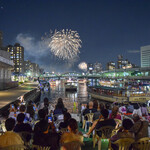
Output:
[[40, 80, 90, 113]]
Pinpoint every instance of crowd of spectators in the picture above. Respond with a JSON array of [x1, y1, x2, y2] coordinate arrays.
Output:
[[0, 97, 149, 149], [0, 97, 82, 150], [82, 100, 149, 149]]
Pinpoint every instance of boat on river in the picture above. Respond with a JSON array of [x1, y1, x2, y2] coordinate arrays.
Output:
[[65, 82, 77, 91], [88, 85, 150, 103]]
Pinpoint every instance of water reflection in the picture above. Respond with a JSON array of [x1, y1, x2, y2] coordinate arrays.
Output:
[[40, 80, 89, 113]]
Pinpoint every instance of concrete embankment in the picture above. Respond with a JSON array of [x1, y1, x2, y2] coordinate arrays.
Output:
[[0, 81, 40, 118]]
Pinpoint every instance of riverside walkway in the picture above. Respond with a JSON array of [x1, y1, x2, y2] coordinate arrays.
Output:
[[0, 81, 38, 108]]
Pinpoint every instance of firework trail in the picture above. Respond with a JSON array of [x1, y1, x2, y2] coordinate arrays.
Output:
[[78, 62, 87, 71], [49, 29, 82, 60]]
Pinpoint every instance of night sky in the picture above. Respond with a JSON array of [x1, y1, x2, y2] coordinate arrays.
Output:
[[1, 0, 150, 73]]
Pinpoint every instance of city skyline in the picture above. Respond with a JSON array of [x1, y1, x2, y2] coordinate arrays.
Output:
[[1, 0, 150, 72]]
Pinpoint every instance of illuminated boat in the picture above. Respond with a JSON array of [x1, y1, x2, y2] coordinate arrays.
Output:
[[65, 82, 77, 91], [88, 85, 150, 103]]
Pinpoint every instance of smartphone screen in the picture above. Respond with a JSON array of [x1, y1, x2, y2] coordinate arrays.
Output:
[[48, 117, 52, 123], [33, 106, 36, 111], [11, 104, 14, 109]]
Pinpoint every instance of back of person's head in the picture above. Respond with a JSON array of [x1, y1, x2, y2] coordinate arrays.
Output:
[[111, 106, 119, 118], [105, 103, 110, 110], [19, 105, 26, 112], [64, 112, 71, 122], [86, 103, 89, 109], [122, 119, 133, 130], [121, 103, 124, 106], [5, 118, 15, 131], [17, 113, 25, 123], [99, 103, 104, 111], [114, 102, 119, 106], [132, 114, 140, 122], [133, 103, 139, 109], [142, 103, 146, 107], [39, 119, 48, 132], [56, 98, 64, 109], [38, 109, 47, 119], [68, 118, 78, 134], [88, 101, 93, 109], [93, 100, 98, 110], [28, 100, 33, 105], [44, 97, 49, 107], [101, 109, 109, 119]]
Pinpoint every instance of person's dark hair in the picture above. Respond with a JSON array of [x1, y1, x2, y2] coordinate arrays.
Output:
[[101, 109, 109, 119], [68, 118, 78, 134], [64, 112, 71, 122], [28, 100, 33, 105], [142, 103, 147, 107], [39, 119, 48, 132], [105, 103, 110, 110], [20, 105, 26, 112], [93, 100, 98, 110], [26, 103, 35, 118], [56, 98, 65, 109], [114, 102, 119, 106], [111, 106, 119, 119], [121, 103, 124, 106], [122, 119, 134, 130], [38, 109, 47, 119], [44, 97, 49, 107], [5, 118, 15, 131], [99, 103, 104, 111], [86, 103, 89, 109], [133, 103, 139, 109], [17, 113, 25, 123]]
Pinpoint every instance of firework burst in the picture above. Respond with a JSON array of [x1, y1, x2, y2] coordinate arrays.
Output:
[[49, 29, 82, 60], [78, 62, 87, 71]]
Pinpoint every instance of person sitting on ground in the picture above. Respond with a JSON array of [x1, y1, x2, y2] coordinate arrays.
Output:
[[0, 118, 24, 148], [17, 105, 31, 122], [33, 119, 60, 150], [132, 103, 142, 118], [54, 98, 67, 115], [14, 113, 32, 132], [141, 103, 148, 116], [109, 106, 121, 120], [14, 113, 32, 142], [119, 103, 127, 114], [59, 112, 71, 130], [8, 104, 17, 120], [38, 97, 54, 114], [26, 100, 35, 119], [60, 118, 83, 150], [131, 114, 148, 141], [34, 109, 47, 133], [83, 109, 116, 137]]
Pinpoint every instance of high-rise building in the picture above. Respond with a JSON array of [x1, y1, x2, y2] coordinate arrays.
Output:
[[106, 62, 116, 70], [24, 60, 40, 77], [0, 31, 3, 48], [87, 63, 94, 74], [94, 62, 102, 73], [117, 55, 123, 69], [7, 43, 24, 74], [141, 45, 150, 67]]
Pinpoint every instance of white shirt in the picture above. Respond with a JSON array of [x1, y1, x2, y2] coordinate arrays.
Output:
[[132, 108, 142, 117]]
